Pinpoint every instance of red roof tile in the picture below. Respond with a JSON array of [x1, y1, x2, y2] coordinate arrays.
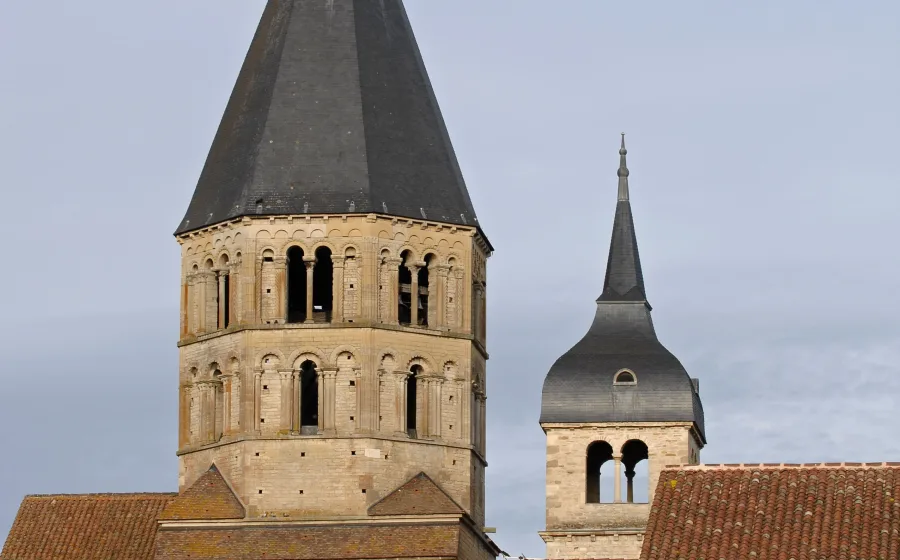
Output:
[[642, 463, 900, 560], [0, 493, 175, 560], [368, 472, 465, 516], [157, 464, 244, 521]]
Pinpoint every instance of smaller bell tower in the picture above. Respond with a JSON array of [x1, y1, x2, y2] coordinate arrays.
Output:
[[539, 137, 706, 560]]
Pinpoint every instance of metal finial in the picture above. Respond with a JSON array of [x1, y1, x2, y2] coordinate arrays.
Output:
[[617, 133, 630, 201]]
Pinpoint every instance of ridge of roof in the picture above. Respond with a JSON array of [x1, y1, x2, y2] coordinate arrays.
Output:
[[20, 492, 177, 499], [664, 461, 900, 470]]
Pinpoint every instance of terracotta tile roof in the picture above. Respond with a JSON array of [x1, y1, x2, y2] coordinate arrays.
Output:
[[368, 472, 465, 516], [153, 523, 460, 559], [0, 492, 175, 560], [642, 462, 900, 560], [157, 464, 244, 521]]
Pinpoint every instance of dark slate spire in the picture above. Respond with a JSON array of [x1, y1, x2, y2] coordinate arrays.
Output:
[[597, 135, 647, 304], [540, 137, 705, 441], [176, 0, 479, 235]]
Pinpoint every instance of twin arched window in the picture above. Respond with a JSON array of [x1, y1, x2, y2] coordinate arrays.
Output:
[[585, 439, 649, 504]]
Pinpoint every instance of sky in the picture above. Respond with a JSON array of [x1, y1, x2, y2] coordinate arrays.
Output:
[[0, 0, 898, 557]]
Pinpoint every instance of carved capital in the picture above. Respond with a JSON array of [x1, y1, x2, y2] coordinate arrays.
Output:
[[320, 368, 338, 380], [383, 257, 403, 266]]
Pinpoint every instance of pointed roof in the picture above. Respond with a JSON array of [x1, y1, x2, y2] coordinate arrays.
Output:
[[541, 138, 704, 441], [368, 472, 465, 516], [157, 464, 245, 521], [598, 134, 647, 304], [176, 0, 479, 235]]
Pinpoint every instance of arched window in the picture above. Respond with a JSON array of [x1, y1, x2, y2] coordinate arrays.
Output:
[[407, 365, 422, 438], [299, 360, 319, 433], [621, 439, 649, 503], [398, 251, 413, 325], [287, 247, 307, 323], [418, 254, 433, 326], [586, 441, 614, 503], [218, 254, 230, 329], [614, 370, 637, 384], [312, 246, 333, 322]]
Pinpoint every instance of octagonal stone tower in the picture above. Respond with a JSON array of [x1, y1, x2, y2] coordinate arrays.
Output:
[[174, 0, 492, 535], [539, 138, 706, 560]]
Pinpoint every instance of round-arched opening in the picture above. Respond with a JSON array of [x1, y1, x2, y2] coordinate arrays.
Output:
[[614, 370, 636, 384], [586, 441, 614, 504], [287, 246, 307, 323], [621, 439, 650, 503], [300, 360, 319, 433], [407, 365, 423, 438], [398, 250, 413, 325], [312, 246, 333, 322]]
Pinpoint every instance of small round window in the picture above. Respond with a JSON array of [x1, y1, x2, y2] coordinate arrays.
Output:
[[614, 370, 636, 384]]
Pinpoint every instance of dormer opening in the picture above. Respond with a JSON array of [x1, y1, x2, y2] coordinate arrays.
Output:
[[614, 369, 637, 385]]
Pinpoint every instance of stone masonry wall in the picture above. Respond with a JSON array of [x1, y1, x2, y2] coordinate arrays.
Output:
[[175, 214, 491, 527]]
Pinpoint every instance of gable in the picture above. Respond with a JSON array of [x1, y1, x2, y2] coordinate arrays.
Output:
[[368, 472, 465, 516], [158, 465, 244, 521]]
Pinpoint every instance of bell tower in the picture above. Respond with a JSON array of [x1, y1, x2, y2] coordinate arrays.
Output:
[[539, 137, 705, 560], [173, 0, 492, 538]]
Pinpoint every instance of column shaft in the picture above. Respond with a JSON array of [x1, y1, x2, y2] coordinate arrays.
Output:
[[409, 265, 420, 325], [304, 257, 316, 322], [614, 456, 623, 503]]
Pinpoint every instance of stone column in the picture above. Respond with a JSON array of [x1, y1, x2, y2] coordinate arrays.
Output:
[[434, 265, 450, 329], [291, 370, 300, 433], [332, 257, 345, 323], [180, 278, 190, 337], [222, 375, 233, 435], [279, 370, 293, 432], [206, 382, 217, 443], [216, 270, 228, 329], [472, 283, 485, 341], [374, 369, 385, 433], [303, 256, 317, 323], [626, 467, 636, 503], [409, 263, 422, 326], [197, 273, 208, 333], [273, 256, 287, 324], [614, 455, 623, 503], [179, 384, 191, 448], [322, 369, 337, 434], [253, 370, 263, 434], [228, 259, 240, 326], [454, 268, 465, 331], [393, 370, 410, 436], [231, 372, 242, 432], [430, 377, 443, 438], [353, 368, 362, 432], [385, 257, 402, 324]]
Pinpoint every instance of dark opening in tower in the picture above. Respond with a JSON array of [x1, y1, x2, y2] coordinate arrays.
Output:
[[398, 251, 413, 325], [586, 440, 614, 503], [218, 254, 230, 329], [621, 439, 649, 503], [300, 360, 319, 433], [312, 246, 333, 322], [287, 247, 308, 323], [418, 254, 432, 326], [407, 366, 421, 438]]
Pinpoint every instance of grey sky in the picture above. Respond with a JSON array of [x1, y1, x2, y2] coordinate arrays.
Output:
[[1, 1, 898, 556]]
